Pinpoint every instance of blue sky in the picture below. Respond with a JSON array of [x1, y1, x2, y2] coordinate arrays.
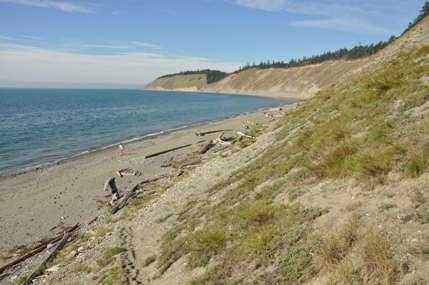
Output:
[[0, 0, 426, 89]]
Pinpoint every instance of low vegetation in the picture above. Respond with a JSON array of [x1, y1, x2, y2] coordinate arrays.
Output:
[[14, 8, 429, 285], [150, 41, 429, 283]]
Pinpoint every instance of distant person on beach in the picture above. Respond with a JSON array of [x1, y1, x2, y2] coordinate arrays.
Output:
[[119, 143, 124, 156]]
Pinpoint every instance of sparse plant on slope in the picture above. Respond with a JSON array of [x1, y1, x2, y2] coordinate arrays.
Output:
[[155, 43, 429, 284]]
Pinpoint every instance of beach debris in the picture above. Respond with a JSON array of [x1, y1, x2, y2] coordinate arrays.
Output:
[[144, 143, 193, 159], [21, 223, 79, 285], [104, 177, 120, 206], [0, 224, 80, 277], [116, 168, 141, 177], [109, 174, 170, 214], [179, 159, 202, 169], [195, 129, 234, 136], [110, 189, 137, 214], [199, 140, 213, 154], [243, 120, 259, 129], [264, 107, 285, 118], [236, 131, 254, 139]]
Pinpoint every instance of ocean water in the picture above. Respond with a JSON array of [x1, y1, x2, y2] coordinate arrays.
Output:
[[0, 88, 296, 176]]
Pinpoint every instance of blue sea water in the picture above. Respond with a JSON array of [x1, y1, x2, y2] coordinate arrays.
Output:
[[0, 88, 297, 176]]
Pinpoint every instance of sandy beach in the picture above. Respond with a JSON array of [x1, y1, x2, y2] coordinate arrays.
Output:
[[0, 105, 293, 266]]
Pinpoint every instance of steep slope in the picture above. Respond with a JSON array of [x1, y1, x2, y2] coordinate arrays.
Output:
[[5, 15, 429, 285], [143, 59, 369, 100], [144, 16, 429, 101]]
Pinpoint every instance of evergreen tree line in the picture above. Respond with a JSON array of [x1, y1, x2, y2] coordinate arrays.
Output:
[[235, 36, 397, 73], [158, 2, 429, 85], [159, 69, 229, 84], [403, 1, 429, 34]]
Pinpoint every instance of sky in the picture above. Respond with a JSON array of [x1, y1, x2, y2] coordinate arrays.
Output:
[[0, 0, 427, 89]]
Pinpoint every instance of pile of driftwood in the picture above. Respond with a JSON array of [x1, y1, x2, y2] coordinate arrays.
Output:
[[104, 174, 169, 214], [0, 224, 80, 284], [197, 131, 253, 154], [105, 129, 256, 214]]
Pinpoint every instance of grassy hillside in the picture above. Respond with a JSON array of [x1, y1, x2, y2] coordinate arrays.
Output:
[[151, 25, 429, 284], [13, 14, 429, 285], [144, 74, 208, 91]]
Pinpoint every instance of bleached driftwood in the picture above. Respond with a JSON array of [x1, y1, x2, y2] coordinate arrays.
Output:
[[116, 168, 141, 177], [104, 177, 120, 205], [243, 120, 259, 129], [213, 138, 231, 145], [236, 131, 254, 139]]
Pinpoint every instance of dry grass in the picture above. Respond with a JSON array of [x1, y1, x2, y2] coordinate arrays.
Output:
[[153, 44, 429, 284]]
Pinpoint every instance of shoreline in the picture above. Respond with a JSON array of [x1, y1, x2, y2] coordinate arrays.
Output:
[[0, 98, 299, 178], [0, 103, 297, 265]]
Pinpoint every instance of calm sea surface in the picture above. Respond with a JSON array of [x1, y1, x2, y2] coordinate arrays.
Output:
[[0, 88, 296, 176]]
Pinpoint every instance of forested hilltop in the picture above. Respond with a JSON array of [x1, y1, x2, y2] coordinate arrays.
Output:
[[144, 2, 429, 99]]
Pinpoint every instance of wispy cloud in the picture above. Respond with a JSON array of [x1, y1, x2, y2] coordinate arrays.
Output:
[[0, 0, 94, 13], [291, 16, 392, 35], [235, 0, 290, 12], [84, 44, 133, 49], [234, 0, 398, 35], [0, 35, 13, 40], [0, 43, 240, 84], [22, 35, 43, 40], [131, 41, 161, 50]]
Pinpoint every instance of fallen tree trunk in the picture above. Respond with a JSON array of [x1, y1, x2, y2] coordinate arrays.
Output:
[[195, 129, 234, 136], [237, 131, 254, 139], [198, 140, 213, 154], [144, 144, 192, 159], [0, 224, 79, 274], [22, 232, 72, 285], [0, 236, 62, 274], [180, 159, 202, 168], [110, 190, 137, 214]]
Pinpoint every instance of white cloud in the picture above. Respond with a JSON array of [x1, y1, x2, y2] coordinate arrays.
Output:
[[84, 44, 133, 49], [235, 0, 290, 12], [0, 0, 94, 13], [235, 0, 402, 35], [0, 43, 241, 85], [291, 16, 392, 35], [131, 41, 161, 50]]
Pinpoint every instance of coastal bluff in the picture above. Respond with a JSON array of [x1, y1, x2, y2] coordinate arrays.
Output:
[[143, 16, 429, 100]]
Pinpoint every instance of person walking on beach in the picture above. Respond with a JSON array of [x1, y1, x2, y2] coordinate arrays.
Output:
[[119, 143, 124, 156]]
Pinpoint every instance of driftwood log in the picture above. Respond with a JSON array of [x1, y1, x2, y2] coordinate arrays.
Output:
[[179, 159, 202, 168], [116, 168, 141, 177], [22, 233, 72, 285], [144, 143, 192, 159], [198, 140, 213, 154], [0, 224, 79, 275], [21, 223, 79, 285], [104, 177, 120, 205], [195, 129, 234, 136], [237, 131, 254, 139], [109, 183, 141, 214], [110, 191, 136, 214]]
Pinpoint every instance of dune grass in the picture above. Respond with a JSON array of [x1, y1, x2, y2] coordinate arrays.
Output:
[[153, 44, 429, 284]]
